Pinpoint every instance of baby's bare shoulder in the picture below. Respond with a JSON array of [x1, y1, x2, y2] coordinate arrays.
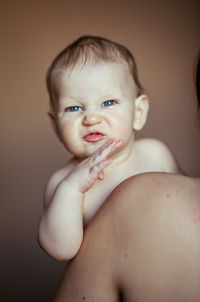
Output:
[[135, 138, 179, 173], [44, 157, 78, 208], [135, 138, 170, 151]]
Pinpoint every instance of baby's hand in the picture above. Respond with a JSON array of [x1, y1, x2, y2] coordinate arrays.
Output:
[[66, 140, 122, 193]]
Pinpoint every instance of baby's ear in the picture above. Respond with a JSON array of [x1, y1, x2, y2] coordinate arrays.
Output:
[[133, 94, 149, 130], [48, 112, 62, 141]]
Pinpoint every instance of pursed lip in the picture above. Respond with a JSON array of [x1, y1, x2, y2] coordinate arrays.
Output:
[[83, 131, 105, 142]]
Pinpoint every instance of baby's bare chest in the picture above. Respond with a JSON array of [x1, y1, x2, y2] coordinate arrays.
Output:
[[83, 179, 115, 225], [83, 168, 134, 225]]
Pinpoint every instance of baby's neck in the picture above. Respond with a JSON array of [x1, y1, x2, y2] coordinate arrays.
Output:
[[105, 136, 136, 171]]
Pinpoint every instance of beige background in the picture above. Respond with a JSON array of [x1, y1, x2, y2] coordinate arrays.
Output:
[[1, 0, 200, 300]]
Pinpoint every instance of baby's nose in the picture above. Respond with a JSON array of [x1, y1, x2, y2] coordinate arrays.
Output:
[[82, 112, 103, 126]]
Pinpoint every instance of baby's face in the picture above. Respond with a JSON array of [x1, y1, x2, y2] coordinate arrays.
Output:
[[53, 62, 138, 159]]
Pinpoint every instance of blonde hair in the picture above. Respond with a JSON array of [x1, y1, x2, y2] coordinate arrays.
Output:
[[46, 35, 143, 111]]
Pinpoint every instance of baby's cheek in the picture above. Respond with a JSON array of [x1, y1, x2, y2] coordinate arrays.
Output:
[[60, 122, 72, 138], [112, 114, 133, 135], [60, 123, 77, 147]]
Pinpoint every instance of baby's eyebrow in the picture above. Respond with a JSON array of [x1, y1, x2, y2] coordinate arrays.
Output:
[[59, 96, 81, 104], [99, 89, 121, 99], [57, 97, 82, 111]]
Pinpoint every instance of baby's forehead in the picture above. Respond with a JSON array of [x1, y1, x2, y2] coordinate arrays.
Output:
[[51, 61, 137, 102], [53, 61, 133, 85]]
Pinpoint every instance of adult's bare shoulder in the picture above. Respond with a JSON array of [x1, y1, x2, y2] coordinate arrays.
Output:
[[110, 172, 200, 209], [109, 172, 200, 252], [53, 173, 200, 301], [109, 173, 200, 301]]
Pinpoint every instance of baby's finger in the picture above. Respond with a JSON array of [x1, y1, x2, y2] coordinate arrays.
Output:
[[98, 170, 104, 181], [110, 140, 122, 152], [89, 158, 112, 179], [94, 140, 121, 162], [92, 139, 114, 158]]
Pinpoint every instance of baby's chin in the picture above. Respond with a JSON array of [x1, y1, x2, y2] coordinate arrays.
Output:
[[78, 141, 107, 159]]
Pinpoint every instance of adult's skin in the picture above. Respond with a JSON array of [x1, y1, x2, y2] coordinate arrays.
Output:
[[53, 173, 200, 301], [53, 57, 200, 301]]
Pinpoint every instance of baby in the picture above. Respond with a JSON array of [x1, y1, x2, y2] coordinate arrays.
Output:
[[38, 35, 180, 260]]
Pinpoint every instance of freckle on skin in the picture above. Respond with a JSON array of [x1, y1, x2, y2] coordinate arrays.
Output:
[[82, 297, 86, 300], [124, 253, 128, 258], [166, 194, 170, 198]]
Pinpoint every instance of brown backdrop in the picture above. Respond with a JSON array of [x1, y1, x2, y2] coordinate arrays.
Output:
[[1, 0, 200, 301]]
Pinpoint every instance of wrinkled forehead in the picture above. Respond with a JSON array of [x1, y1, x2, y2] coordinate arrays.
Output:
[[51, 60, 135, 93]]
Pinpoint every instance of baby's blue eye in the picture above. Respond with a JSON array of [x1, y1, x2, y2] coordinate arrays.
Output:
[[66, 106, 83, 112], [102, 100, 117, 107]]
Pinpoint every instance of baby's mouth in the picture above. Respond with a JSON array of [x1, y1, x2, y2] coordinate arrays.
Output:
[[83, 131, 105, 142]]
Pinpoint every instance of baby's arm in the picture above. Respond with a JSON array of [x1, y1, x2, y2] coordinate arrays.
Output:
[[38, 140, 121, 260]]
